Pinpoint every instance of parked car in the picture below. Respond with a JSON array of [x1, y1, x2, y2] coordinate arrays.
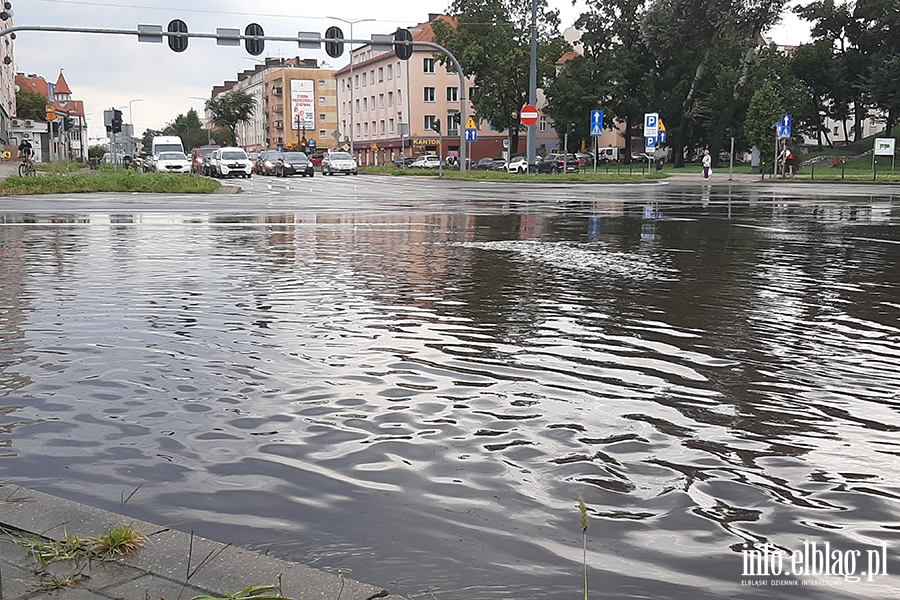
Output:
[[309, 153, 325, 167], [473, 157, 497, 170], [211, 147, 253, 178], [154, 151, 191, 173], [275, 152, 314, 177], [506, 156, 530, 173], [535, 153, 579, 174], [575, 152, 594, 167], [191, 146, 218, 174], [597, 147, 624, 163], [321, 151, 359, 175], [411, 155, 442, 169], [392, 155, 416, 167]]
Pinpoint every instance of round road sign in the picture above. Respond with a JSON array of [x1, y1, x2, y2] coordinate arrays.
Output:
[[520, 104, 539, 127]]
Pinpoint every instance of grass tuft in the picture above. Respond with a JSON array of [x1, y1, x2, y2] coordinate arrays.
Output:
[[92, 523, 148, 558]]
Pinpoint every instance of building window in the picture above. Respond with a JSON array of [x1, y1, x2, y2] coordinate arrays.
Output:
[[398, 89, 402, 106], [378, 67, 384, 82], [370, 96, 375, 109], [320, 129, 326, 138], [387, 64, 393, 80], [379, 94, 384, 108], [539, 115, 547, 132], [388, 91, 394, 107], [424, 115, 438, 130], [320, 113, 326, 122], [362, 74, 366, 87], [363, 97, 368, 111], [319, 80, 325, 86], [397, 61, 402, 77], [364, 122, 369, 136], [354, 74, 359, 88], [447, 113, 460, 133], [356, 123, 360, 137], [833, 126, 839, 136], [380, 120, 385, 134], [423, 58, 435, 74], [319, 96, 326, 105], [355, 99, 360, 112], [370, 70, 375, 84], [424, 87, 435, 102], [446, 87, 458, 102], [389, 118, 395, 134]]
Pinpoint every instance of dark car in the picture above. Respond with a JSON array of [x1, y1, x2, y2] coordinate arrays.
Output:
[[474, 157, 497, 171], [489, 158, 508, 171], [392, 155, 416, 167], [575, 152, 594, 167], [535, 153, 579, 174], [275, 152, 314, 177], [255, 151, 281, 176]]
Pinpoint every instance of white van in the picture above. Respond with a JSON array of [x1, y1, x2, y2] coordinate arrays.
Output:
[[211, 147, 252, 178], [597, 147, 624, 163], [151, 136, 184, 157]]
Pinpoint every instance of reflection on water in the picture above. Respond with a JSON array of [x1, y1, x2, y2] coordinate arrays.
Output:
[[1, 190, 899, 599]]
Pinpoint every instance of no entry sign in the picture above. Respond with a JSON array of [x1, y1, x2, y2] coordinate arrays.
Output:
[[520, 104, 539, 127]]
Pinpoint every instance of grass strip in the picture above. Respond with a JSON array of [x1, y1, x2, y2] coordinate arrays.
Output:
[[0, 169, 220, 196]]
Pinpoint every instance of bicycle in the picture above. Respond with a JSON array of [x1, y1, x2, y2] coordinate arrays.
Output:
[[18, 156, 36, 177]]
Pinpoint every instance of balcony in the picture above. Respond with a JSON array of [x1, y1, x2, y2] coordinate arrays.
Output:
[[272, 87, 283, 95]]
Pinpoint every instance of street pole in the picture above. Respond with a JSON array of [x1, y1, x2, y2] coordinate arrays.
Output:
[[527, 0, 537, 172], [729, 135, 734, 180], [328, 17, 375, 161]]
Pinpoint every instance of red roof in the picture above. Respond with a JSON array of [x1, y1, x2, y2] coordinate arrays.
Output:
[[16, 73, 50, 97], [54, 71, 73, 94]]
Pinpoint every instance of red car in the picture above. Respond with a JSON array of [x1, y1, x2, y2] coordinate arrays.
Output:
[[310, 153, 325, 167]]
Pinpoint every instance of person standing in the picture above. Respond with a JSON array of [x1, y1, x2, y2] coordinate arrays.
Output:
[[701, 149, 712, 179]]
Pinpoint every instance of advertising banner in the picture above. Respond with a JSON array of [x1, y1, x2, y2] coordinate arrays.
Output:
[[290, 79, 314, 130]]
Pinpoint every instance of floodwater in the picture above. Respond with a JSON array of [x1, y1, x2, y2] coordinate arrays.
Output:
[[1, 183, 899, 599]]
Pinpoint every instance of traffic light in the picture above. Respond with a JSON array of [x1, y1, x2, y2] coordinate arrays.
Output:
[[394, 28, 413, 60], [568, 122, 576, 135], [431, 120, 441, 134], [324, 26, 344, 59], [167, 19, 188, 53], [63, 116, 74, 131], [111, 110, 123, 134], [0, 2, 12, 21], [245, 23, 264, 56]]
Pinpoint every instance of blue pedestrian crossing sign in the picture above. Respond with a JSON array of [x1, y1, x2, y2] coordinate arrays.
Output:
[[778, 113, 792, 139], [590, 109, 604, 137], [465, 128, 477, 142]]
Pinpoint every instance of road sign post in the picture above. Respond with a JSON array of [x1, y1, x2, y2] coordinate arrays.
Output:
[[591, 110, 604, 173]]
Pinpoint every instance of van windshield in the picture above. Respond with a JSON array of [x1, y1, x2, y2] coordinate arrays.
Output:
[[154, 144, 182, 154]]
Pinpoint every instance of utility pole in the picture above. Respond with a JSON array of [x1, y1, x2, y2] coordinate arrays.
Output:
[[527, 0, 537, 171]]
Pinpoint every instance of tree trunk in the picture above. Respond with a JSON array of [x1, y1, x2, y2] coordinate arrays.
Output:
[[673, 44, 714, 168], [710, 44, 757, 167]]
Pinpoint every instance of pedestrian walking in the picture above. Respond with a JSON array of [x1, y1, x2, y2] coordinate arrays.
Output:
[[701, 149, 712, 179]]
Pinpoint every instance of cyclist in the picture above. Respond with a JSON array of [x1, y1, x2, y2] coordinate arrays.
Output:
[[17, 138, 34, 165]]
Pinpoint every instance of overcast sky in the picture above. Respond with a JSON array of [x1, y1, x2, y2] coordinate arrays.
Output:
[[11, 0, 809, 143]]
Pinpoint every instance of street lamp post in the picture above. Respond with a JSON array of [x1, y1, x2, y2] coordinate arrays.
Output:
[[327, 16, 374, 157], [127, 98, 143, 129], [190, 96, 213, 144]]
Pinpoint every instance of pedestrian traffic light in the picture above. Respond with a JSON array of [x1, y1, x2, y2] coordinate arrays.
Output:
[[245, 23, 264, 56], [394, 28, 413, 60], [111, 110, 123, 134], [324, 26, 344, 59], [63, 116, 73, 131], [167, 19, 188, 53]]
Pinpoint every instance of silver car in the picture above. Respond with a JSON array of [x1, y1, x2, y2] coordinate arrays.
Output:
[[321, 151, 359, 176]]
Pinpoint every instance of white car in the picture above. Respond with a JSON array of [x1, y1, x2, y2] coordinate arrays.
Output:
[[212, 147, 253, 178], [506, 156, 529, 173], [154, 152, 191, 173], [321, 151, 359, 176], [411, 155, 442, 169]]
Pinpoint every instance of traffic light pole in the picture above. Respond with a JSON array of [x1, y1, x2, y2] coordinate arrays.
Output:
[[0, 25, 468, 174]]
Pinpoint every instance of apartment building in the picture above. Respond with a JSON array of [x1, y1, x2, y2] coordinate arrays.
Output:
[[335, 14, 511, 165], [214, 58, 339, 152]]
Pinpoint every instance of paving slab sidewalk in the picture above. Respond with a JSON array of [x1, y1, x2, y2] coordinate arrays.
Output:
[[0, 484, 405, 600]]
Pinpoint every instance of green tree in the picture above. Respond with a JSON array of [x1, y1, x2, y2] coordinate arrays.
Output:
[[88, 145, 106, 159], [205, 90, 257, 146], [744, 81, 784, 165], [15, 88, 48, 121], [432, 3, 569, 154]]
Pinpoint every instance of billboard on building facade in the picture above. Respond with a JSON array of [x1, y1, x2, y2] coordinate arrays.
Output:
[[290, 79, 314, 130]]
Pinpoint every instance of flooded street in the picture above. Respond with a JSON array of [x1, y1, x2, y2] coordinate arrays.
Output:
[[1, 179, 899, 599]]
